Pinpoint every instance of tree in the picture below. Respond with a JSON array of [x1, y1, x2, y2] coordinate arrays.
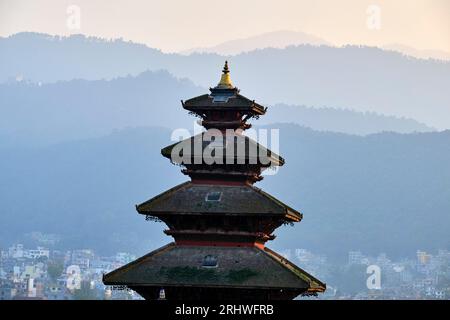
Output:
[[72, 281, 98, 300], [47, 260, 64, 281]]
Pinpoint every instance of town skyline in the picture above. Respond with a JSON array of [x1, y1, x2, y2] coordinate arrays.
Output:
[[1, 234, 449, 300]]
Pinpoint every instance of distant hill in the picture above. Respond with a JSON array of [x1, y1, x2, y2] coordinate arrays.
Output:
[[182, 31, 450, 61], [261, 104, 434, 135], [0, 125, 449, 259], [0, 127, 179, 254], [0, 72, 434, 148], [383, 43, 450, 61], [260, 124, 450, 260], [1, 33, 449, 129], [0, 33, 167, 82], [180, 30, 330, 55], [0, 71, 204, 146]]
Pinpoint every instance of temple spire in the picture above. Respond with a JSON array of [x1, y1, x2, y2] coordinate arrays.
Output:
[[216, 60, 234, 89]]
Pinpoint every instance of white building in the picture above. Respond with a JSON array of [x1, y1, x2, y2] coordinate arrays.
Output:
[[24, 247, 50, 259], [348, 251, 368, 265], [9, 244, 24, 258]]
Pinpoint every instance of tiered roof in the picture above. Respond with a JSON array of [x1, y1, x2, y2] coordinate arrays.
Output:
[[182, 92, 266, 115], [182, 61, 266, 130], [103, 243, 325, 293], [136, 181, 301, 221], [161, 132, 285, 167]]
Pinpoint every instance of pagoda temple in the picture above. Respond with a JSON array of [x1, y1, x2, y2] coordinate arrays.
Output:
[[103, 62, 326, 300]]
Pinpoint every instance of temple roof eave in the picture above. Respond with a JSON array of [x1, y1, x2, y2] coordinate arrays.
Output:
[[182, 94, 266, 116], [160, 133, 285, 167], [135, 181, 302, 221], [102, 243, 326, 292]]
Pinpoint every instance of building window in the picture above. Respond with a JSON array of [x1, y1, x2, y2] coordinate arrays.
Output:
[[205, 192, 222, 202], [202, 255, 218, 268]]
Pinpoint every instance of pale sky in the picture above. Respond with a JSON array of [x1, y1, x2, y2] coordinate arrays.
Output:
[[0, 0, 449, 53]]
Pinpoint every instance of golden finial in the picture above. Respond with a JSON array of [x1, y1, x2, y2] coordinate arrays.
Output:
[[223, 61, 230, 74], [217, 60, 234, 89]]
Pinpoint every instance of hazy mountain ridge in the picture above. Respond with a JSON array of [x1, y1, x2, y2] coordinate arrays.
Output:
[[0, 71, 434, 148], [180, 30, 330, 55], [383, 43, 450, 62], [262, 104, 434, 135], [1, 32, 449, 129], [180, 30, 450, 61], [1, 125, 449, 259], [0, 32, 166, 82], [0, 33, 448, 261], [0, 70, 204, 146]]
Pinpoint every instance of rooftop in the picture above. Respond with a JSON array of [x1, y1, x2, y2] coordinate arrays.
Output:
[[103, 243, 325, 293], [161, 132, 285, 167], [182, 61, 266, 116], [136, 181, 302, 221]]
